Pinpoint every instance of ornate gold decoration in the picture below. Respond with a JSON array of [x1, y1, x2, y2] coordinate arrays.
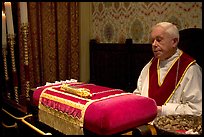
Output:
[[21, 23, 30, 99], [21, 23, 29, 65], [7, 34, 16, 72], [2, 48, 9, 81], [7, 34, 19, 104], [14, 86, 19, 104], [25, 81, 30, 98], [2, 48, 11, 99], [60, 84, 92, 98]]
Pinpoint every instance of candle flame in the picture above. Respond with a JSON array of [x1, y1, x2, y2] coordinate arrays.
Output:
[[5, 2, 11, 5]]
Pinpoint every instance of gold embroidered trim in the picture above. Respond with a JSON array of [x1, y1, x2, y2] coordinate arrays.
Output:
[[157, 50, 183, 86], [148, 58, 154, 95], [40, 92, 86, 110], [40, 91, 131, 111], [48, 87, 92, 101], [164, 60, 196, 104], [39, 87, 52, 109]]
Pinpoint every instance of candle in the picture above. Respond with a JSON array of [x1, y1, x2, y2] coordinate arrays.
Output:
[[19, 2, 28, 24], [4, 2, 14, 35], [2, 11, 7, 48]]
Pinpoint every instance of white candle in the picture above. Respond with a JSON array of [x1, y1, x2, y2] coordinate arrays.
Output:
[[19, 2, 28, 24], [4, 2, 14, 35], [2, 11, 7, 48]]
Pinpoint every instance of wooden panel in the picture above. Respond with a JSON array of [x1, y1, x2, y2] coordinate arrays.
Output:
[[89, 39, 153, 92]]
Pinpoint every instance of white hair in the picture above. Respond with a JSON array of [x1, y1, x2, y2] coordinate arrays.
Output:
[[152, 22, 179, 39]]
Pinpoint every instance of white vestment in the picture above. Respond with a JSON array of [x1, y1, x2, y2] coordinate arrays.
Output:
[[133, 49, 202, 116]]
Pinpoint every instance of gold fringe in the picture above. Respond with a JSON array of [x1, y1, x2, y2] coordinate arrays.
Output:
[[39, 104, 83, 126], [39, 108, 84, 135]]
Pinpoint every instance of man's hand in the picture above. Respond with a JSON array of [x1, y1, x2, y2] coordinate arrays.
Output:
[[157, 106, 162, 116]]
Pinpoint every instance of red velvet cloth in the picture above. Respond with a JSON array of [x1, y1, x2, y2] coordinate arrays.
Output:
[[32, 82, 157, 135], [32, 83, 124, 106]]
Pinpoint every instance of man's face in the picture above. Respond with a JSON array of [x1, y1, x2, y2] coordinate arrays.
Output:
[[150, 26, 177, 61]]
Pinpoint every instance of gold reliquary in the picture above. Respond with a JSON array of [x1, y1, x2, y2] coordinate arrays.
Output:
[[60, 84, 92, 98]]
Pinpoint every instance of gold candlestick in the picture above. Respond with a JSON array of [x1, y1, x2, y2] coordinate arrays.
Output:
[[21, 23, 30, 100], [2, 47, 11, 99], [7, 34, 19, 104]]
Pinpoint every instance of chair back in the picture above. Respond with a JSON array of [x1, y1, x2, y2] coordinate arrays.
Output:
[[178, 28, 203, 68]]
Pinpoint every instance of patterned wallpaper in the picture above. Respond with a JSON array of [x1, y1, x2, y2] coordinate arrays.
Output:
[[91, 2, 202, 43]]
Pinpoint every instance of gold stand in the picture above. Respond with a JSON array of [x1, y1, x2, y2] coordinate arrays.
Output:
[[2, 108, 52, 135], [2, 47, 11, 99], [21, 23, 30, 100], [7, 34, 19, 104]]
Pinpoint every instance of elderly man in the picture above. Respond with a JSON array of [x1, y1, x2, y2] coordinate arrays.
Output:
[[133, 22, 202, 116]]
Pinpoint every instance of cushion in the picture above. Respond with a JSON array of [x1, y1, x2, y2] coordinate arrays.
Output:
[[32, 81, 157, 135], [84, 93, 157, 135]]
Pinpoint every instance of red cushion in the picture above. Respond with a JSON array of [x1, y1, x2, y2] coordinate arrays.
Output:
[[32, 83, 157, 135], [84, 94, 157, 135]]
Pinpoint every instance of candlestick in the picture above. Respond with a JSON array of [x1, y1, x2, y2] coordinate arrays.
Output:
[[4, 2, 14, 35], [19, 2, 28, 24], [2, 48, 11, 99], [2, 11, 7, 48], [21, 24, 30, 99], [8, 34, 19, 104]]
